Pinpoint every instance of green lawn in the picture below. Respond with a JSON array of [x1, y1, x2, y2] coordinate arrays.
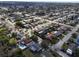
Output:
[[63, 32, 68, 35], [51, 37, 59, 45], [68, 37, 76, 43], [58, 34, 64, 40], [62, 43, 68, 51]]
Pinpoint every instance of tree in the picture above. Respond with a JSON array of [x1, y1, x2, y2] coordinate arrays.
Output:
[[22, 49, 34, 57], [0, 35, 9, 43], [0, 45, 9, 57], [9, 38, 17, 46], [41, 40, 49, 49], [50, 37, 59, 44], [0, 28, 6, 33], [15, 21, 24, 28], [62, 43, 68, 51], [10, 48, 23, 57], [72, 33, 77, 38], [31, 35, 38, 43], [10, 48, 34, 57], [12, 32, 17, 38], [74, 48, 79, 57]]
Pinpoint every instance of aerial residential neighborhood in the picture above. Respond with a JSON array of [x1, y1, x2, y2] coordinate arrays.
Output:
[[0, 1, 79, 57]]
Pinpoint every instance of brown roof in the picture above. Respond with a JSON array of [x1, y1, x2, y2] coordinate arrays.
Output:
[[23, 39, 32, 44]]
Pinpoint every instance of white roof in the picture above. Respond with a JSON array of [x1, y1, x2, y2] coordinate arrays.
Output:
[[54, 31, 58, 34], [66, 49, 72, 55], [18, 44, 27, 50]]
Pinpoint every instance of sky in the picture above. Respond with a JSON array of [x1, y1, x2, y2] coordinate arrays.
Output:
[[0, 0, 79, 3]]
